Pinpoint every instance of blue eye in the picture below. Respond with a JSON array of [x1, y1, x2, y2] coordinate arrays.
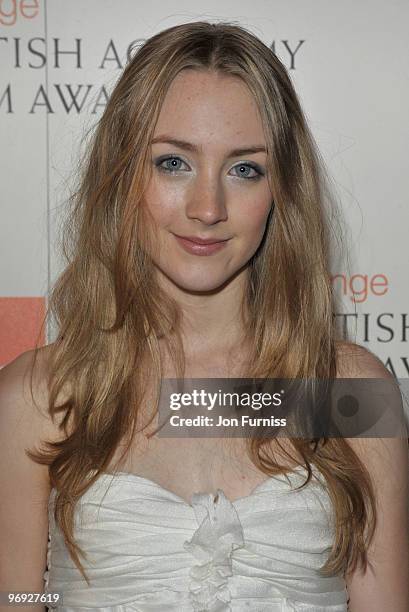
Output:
[[155, 156, 189, 173], [231, 163, 264, 180], [154, 155, 264, 181]]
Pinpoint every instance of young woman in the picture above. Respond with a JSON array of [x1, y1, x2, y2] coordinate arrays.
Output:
[[1, 21, 408, 612]]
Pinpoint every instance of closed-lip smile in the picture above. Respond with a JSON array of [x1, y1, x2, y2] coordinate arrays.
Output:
[[173, 234, 229, 245]]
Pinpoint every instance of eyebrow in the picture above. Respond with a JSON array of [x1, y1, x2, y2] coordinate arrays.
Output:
[[151, 136, 267, 157]]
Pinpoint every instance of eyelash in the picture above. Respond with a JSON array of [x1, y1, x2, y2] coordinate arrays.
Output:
[[154, 155, 264, 181]]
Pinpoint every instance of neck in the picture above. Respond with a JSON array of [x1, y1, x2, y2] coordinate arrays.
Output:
[[157, 266, 250, 357]]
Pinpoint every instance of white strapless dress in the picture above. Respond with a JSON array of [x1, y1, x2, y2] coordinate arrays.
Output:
[[43, 465, 349, 611]]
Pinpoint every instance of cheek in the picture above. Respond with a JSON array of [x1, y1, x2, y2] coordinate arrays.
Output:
[[238, 201, 272, 239], [143, 182, 179, 228]]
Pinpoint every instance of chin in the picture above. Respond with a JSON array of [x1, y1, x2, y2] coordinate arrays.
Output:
[[160, 269, 234, 294]]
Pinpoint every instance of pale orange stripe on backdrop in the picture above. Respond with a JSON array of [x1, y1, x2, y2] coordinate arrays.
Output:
[[0, 297, 46, 367]]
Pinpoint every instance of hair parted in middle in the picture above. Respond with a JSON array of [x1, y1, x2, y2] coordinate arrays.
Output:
[[28, 20, 376, 585]]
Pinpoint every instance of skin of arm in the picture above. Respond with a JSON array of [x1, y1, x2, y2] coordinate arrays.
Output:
[[0, 349, 56, 612], [338, 345, 409, 611]]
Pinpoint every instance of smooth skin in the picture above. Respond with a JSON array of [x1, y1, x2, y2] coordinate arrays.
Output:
[[144, 69, 273, 361], [1, 70, 408, 610]]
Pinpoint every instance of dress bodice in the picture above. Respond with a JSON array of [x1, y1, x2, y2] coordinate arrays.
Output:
[[44, 465, 348, 611]]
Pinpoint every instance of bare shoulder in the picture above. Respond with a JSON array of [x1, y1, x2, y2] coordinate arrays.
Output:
[[0, 344, 65, 466], [334, 341, 407, 508], [334, 345, 409, 608], [0, 345, 67, 594], [335, 340, 405, 447], [0, 345, 51, 401], [335, 340, 393, 379]]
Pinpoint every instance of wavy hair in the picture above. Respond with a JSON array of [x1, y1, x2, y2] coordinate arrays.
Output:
[[28, 20, 376, 585]]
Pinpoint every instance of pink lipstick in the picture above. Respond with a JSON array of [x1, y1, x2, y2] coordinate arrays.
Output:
[[173, 234, 230, 256]]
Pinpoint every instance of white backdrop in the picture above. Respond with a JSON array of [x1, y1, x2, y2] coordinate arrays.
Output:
[[1, 0, 408, 378]]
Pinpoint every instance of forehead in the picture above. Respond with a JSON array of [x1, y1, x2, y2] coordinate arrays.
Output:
[[153, 69, 266, 147]]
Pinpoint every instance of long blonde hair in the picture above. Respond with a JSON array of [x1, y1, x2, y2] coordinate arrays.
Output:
[[28, 20, 376, 584]]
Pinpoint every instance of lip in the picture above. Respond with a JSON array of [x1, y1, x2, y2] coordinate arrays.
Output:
[[175, 234, 229, 245], [173, 234, 230, 256]]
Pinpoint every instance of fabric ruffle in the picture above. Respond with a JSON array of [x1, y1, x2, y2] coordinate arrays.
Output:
[[183, 490, 245, 611], [43, 531, 52, 591], [44, 470, 349, 610]]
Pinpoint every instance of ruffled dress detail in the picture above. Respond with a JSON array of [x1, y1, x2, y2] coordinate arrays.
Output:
[[183, 490, 245, 611], [43, 468, 349, 610]]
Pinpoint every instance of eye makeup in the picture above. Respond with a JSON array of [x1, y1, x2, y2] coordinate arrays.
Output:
[[153, 155, 265, 181]]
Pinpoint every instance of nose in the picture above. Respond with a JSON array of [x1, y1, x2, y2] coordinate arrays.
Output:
[[185, 173, 228, 225]]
